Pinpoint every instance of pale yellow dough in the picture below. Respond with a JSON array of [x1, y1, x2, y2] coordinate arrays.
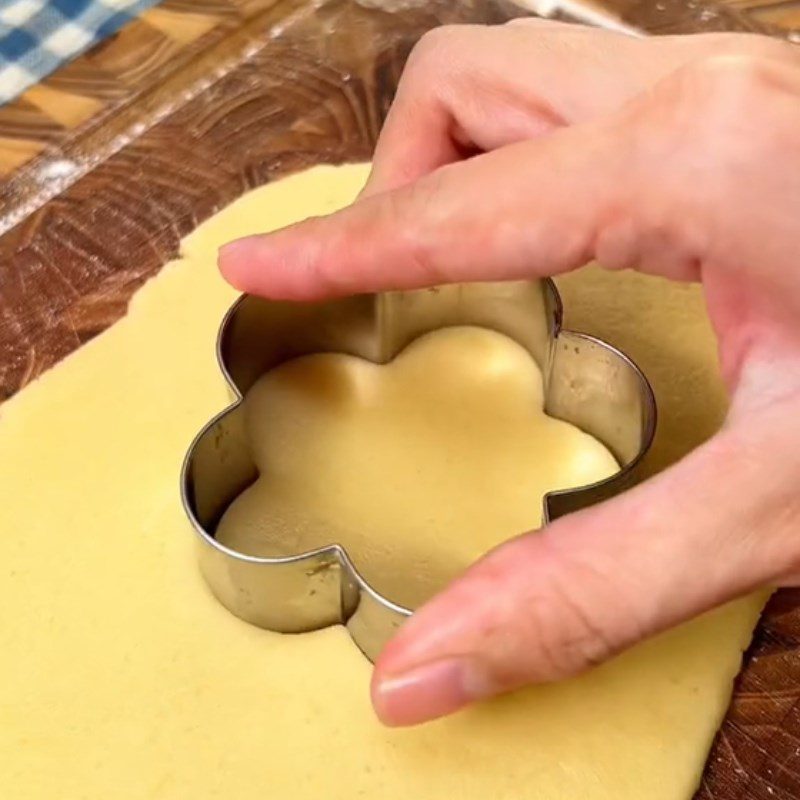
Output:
[[217, 326, 619, 608], [0, 164, 765, 800]]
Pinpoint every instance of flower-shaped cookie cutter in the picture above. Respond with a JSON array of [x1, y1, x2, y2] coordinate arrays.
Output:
[[181, 280, 656, 662]]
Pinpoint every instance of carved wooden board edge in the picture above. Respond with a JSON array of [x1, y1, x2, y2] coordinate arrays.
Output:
[[0, 2, 799, 800]]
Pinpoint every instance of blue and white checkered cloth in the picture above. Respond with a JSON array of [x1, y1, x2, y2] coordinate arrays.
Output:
[[0, 0, 160, 105]]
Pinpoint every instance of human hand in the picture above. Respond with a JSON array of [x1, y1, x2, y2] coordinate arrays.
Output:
[[218, 21, 800, 726]]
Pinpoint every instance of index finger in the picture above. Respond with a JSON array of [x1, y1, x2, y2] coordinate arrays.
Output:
[[219, 119, 622, 300]]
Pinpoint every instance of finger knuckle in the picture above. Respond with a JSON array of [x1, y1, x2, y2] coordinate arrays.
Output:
[[701, 31, 800, 66], [508, 538, 631, 681], [407, 25, 469, 74], [690, 52, 782, 105], [526, 585, 620, 680], [393, 27, 468, 114], [675, 54, 799, 162], [630, 52, 800, 243], [381, 171, 450, 281]]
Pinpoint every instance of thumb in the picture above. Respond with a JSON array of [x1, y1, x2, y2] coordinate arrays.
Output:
[[371, 415, 800, 726], [218, 121, 626, 300]]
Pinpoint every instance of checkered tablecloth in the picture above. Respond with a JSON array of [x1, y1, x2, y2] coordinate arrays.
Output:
[[0, 0, 160, 105]]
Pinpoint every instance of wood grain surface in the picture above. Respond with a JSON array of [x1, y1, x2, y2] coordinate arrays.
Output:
[[0, 1, 798, 798]]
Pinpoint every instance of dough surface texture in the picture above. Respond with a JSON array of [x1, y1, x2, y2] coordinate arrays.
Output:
[[0, 163, 764, 800]]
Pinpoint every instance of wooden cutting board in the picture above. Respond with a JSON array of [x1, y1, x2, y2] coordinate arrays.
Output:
[[0, 1, 798, 798]]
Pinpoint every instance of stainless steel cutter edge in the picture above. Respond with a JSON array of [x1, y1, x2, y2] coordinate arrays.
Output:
[[181, 279, 656, 661]]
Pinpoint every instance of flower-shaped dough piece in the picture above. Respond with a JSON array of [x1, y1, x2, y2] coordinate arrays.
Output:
[[215, 326, 619, 609]]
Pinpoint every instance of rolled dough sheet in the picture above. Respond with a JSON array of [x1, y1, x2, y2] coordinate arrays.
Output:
[[216, 326, 620, 609], [0, 163, 765, 800]]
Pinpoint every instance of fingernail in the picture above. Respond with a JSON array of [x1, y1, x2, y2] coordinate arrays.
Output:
[[219, 236, 260, 262], [218, 237, 258, 283], [372, 657, 493, 726]]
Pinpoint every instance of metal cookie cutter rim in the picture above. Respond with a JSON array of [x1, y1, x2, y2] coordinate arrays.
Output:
[[181, 278, 656, 662]]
